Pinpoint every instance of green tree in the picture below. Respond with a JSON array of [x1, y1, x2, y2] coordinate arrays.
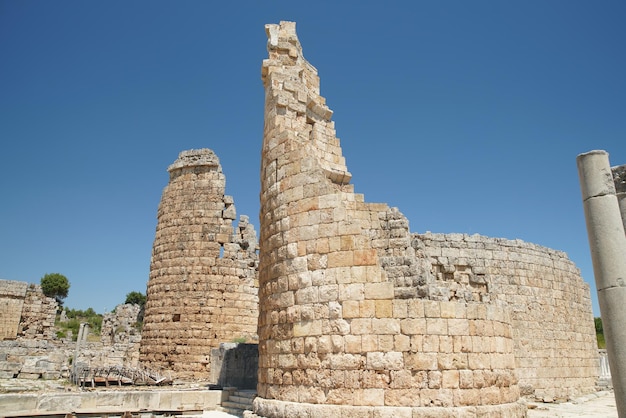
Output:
[[124, 291, 146, 308], [594, 317, 603, 334], [40, 273, 70, 306], [595, 317, 606, 349]]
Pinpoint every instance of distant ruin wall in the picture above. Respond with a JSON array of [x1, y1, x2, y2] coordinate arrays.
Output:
[[19, 284, 58, 340], [0, 280, 28, 340], [416, 233, 598, 400], [140, 149, 259, 379], [0, 280, 57, 341]]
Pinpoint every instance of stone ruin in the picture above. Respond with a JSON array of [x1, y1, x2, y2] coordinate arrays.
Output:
[[1, 20, 605, 417], [140, 149, 260, 379], [134, 21, 600, 416], [0, 292, 143, 381], [248, 21, 597, 416]]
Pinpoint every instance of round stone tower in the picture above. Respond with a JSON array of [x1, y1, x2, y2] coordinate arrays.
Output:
[[254, 22, 524, 416], [140, 148, 259, 379]]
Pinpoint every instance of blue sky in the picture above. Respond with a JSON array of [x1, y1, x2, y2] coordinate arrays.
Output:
[[1, 1, 624, 315]]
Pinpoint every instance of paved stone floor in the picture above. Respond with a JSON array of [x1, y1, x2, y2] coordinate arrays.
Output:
[[1, 379, 618, 417], [527, 391, 617, 417]]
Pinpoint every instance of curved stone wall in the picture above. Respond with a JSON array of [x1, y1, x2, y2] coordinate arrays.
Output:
[[415, 233, 598, 400], [140, 149, 259, 379]]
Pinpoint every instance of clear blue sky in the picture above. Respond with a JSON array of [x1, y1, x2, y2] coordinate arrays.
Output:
[[1, 1, 624, 316]]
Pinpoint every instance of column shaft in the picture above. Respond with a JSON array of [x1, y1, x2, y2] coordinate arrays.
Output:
[[577, 150, 626, 417]]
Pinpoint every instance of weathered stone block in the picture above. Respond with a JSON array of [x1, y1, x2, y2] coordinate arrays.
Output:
[[364, 282, 394, 300]]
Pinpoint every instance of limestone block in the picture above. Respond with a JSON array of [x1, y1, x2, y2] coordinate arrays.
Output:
[[371, 318, 400, 334], [38, 393, 82, 411], [366, 351, 403, 371], [364, 282, 394, 299], [405, 352, 437, 371], [0, 394, 39, 414]]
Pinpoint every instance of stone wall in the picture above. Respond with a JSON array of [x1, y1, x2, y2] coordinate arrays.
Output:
[[19, 284, 58, 340], [140, 149, 259, 379], [0, 280, 57, 341], [254, 21, 525, 416], [100, 303, 142, 345], [210, 343, 258, 389], [416, 233, 598, 401]]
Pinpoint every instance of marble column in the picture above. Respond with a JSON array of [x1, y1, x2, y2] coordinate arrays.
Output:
[[577, 150, 626, 417]]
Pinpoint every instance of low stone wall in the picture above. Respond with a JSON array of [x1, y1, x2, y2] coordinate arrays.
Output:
[[0, 340, 69, 380], [0, 337, 141, 380], [0, 389, 223, 417]]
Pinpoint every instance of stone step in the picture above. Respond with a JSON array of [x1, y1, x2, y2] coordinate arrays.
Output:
[[230, 393, 255, 404], [232, 389, 256, 399], [219, 390, 256, 417], [220, 405, 246, 417], [222, 399, 250, 407]]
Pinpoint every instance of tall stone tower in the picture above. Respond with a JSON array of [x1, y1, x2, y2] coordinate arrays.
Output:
[[140, 149, 259, 379], [255, 22, 524, 416]]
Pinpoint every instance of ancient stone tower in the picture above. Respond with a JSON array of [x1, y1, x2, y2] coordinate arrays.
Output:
[[140, 149, 259, 379], [255, 21, 526, 416]]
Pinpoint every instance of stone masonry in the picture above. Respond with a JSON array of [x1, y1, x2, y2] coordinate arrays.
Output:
[[416, 233, 597, 401], [0, 279, 57, 341], [254, 21, 530, 417], [140, 149, 259, 379]]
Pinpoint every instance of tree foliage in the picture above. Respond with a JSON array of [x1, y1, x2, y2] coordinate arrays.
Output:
[[124, 291, 146, 308], [594, 317, 603, 334], [40, 273, 70, 305], [595, 317, 605, 349], [57, 307, 103, 340]]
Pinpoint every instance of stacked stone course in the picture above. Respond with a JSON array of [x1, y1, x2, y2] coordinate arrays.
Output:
[[140, 149, 259, 379]]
